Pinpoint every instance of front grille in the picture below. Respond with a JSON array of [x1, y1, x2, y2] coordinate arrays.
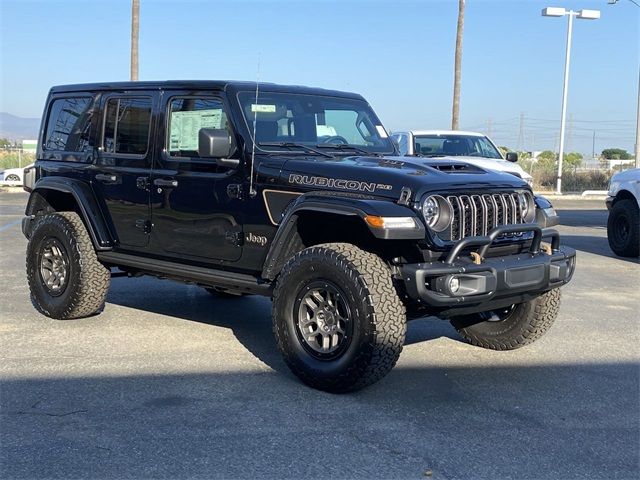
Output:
[[442, 192, 529, 241]]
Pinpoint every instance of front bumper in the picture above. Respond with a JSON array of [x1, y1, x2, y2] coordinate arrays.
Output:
[[400, 224, 576, 315], [606, 196, 614, 210]]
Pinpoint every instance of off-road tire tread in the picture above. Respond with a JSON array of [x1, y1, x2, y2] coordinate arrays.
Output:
[[453, 288, 561, 351], [27, 212, 110, 319], [272, 242, 406, 393]]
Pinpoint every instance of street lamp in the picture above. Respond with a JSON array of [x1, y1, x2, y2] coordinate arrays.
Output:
[[542, 7, 600, 194]]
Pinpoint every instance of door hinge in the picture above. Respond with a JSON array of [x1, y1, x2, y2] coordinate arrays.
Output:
[[398, 187, 412, 206], [225, 231, 244, 247], [135, 219, 152, 234], [227, 184, 243, 199]]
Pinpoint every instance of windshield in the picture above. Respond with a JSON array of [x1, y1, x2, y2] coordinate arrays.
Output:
[[413, 134, 502, 159], [237, 91, 395, 154]]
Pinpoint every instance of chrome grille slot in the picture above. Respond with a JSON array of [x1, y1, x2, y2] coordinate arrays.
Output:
[[441, 192, 531, 242], [447, 195, 462, 241]]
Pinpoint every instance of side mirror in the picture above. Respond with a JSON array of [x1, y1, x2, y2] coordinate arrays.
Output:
[[505, 152, 518, 163], [198, 128, 239, 167]]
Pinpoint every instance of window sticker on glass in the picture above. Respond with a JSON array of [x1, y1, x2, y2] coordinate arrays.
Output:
[[376, 125, 389, 138], [251, 104, 277, 113], [170, 109, 222, 151]]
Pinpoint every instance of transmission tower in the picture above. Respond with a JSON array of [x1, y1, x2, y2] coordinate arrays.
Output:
[[517, 112, 524, 151]]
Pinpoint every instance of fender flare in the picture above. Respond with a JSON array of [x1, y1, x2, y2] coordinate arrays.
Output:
[[261, 192, 424, 280], [25, 177, 115, 250]]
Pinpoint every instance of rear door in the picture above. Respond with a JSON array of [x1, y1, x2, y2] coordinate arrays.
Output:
[[93, 93, 156, 249], [148, 91, 244, 263]]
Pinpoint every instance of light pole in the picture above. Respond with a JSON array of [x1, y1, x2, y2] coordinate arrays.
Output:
[[542, 7, 600, 194]]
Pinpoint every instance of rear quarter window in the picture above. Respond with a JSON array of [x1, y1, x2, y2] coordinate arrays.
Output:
[[43, 97, 94, 153]]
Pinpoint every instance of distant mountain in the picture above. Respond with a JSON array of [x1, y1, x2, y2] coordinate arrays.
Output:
[[0, 112, 41, 141]]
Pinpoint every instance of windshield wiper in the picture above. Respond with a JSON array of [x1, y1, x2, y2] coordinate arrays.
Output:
[[258, 142, 333, 158], [315, 143, 382, 156], [410, 153, 447, 158]]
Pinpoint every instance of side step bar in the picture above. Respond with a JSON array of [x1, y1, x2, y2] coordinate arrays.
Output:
[[97, 251, 272, 296]]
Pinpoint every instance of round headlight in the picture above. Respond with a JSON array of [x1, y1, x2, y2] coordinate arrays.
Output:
[[518, 192, 536, 223], [422, 195, 452, 232]]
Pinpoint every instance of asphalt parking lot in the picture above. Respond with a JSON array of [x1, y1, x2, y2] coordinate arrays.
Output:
[[1, 189, 638, 480]]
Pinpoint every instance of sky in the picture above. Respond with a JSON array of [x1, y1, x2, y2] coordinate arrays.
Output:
[[0, 0, 638, 155]]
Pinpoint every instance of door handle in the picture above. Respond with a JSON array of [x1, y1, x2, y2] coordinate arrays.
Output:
[[95, 173, 118, 183], [153, 178, 179, 188]]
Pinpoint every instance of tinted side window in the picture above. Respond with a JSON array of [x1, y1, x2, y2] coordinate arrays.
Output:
[[103, 97, 152, 155], [43, 97, 93, 152], [167, 97, 228, 158]]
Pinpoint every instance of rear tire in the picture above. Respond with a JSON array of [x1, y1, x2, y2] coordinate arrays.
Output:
[[450, 288, 561, 350], [26, 212, 111, 319], [607, 199, 639, 257], [272, 243, 406, 393]]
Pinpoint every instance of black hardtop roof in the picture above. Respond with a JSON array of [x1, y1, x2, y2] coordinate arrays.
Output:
[[49, 80, 365, 100]]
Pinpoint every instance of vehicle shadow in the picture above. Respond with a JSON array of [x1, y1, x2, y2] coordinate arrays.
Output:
[[557, 209, 607, 228], [2, 363, 638, 479], [561, 234, 640, 264], [106, 277, 462, 374]]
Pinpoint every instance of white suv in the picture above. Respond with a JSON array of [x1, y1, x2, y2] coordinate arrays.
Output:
[[606, 168, 639, 257], [391, 130, 533, 187]]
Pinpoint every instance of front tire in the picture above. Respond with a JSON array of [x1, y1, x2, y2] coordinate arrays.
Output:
[[272, 243, 406, 393], [26, 212, 111, 319], [607, 199, 640, 257], [450, 288, 561, 350]]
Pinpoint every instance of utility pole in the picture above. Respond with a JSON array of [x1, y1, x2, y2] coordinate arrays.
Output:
[[451, 0, 465, 130], [130, 0, 139, 81], [567, 112, 573, 152], [486, 118, 493, 138], [592, 130, 596, 162], [517, 112, 525, 151]]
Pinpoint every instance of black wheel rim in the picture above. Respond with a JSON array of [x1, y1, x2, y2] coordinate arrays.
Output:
[[39, 238, 69, 296], [294, 280, 352, 360], [615, 215, 630, 243]]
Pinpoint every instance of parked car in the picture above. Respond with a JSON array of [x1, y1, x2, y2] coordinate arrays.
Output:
[[0, 163, 33, 185], [606, 168, 639, 257], [22, 81, 575, 392], [391, 130, 534, 186]]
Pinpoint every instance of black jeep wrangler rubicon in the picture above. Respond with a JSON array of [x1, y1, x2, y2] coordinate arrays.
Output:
[[22, 81, 576, 392]]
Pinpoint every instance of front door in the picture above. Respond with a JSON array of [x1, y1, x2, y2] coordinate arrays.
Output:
[[94, 94, 156, 249], [149, 92, 243, 263]]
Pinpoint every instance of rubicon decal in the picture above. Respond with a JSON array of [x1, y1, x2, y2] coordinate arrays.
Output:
[[288, 174, 392, 193]]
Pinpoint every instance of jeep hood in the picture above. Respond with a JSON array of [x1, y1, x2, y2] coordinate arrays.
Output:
[[278, 155, 529, 200]]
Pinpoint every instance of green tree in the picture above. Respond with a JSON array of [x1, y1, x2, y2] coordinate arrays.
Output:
[[563, 152, 583, 170], [0, 138, 11, 148], [497, 146, 511, 157], [536, 150, 557, 172], [601, 148, 632, 160]]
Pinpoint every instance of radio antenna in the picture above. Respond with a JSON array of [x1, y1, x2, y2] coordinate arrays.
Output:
[[248, 54, 260, 198]]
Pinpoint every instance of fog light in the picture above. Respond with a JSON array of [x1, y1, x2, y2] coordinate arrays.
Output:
[[448, 276, 460, 294]]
